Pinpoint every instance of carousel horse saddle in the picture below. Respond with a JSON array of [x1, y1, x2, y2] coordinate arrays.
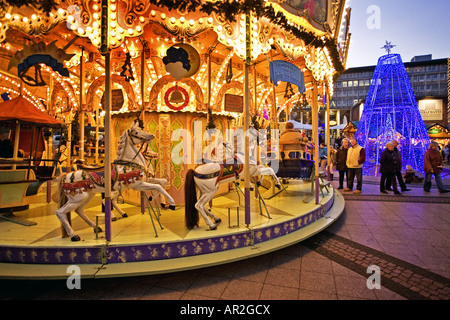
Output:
[[87, 166, 118, 188]]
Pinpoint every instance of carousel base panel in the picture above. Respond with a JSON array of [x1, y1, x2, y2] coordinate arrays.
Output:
[[0, 181, 344, 279]]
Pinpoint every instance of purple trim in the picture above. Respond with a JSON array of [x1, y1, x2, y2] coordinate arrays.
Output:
[[105, 199, 111, 241]]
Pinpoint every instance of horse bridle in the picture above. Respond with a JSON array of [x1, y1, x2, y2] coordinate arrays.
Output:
[[127, 128, 151, 162]]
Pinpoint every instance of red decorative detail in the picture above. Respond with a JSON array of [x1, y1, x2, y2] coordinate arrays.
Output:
[[62, 179, 95, 195], [164, 86, 189, 111], [118, 169, 144, 185]]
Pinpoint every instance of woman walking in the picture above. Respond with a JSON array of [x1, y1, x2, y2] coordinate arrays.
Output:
[[424, 141, 449, 193]]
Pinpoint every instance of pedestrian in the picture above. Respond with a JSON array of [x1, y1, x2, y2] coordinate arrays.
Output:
[[345, 138, 365, 194], [423, 141, 449, 193], [386, 140, 410, 192], [335, 138, 350, 189], [319, 143, 327, 172], [443, 142, 450, 163], [379, 142, 401, 194]]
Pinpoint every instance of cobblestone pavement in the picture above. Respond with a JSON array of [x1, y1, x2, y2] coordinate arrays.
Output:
[[1, 173, 449, 301], [303, 230, 450, 300]]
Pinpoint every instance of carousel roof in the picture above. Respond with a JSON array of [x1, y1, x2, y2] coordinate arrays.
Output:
[[0, 0, 352, 120]]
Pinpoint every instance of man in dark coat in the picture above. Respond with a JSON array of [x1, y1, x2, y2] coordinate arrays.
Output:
[[386, 140, 410, 192], [424, 141, 449, 193], [379, 142, 401, 194], [335, 138, 349, 189]]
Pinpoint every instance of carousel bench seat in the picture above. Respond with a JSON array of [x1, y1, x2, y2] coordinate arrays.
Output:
[[277, 158, 315, 181], [0, 169, 39, 210]]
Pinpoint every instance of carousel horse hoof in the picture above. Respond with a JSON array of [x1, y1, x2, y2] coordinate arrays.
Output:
[[122, 213, 128, 218], [250, 187, 254, 191], [111, 217, 117, 222], [209, 225, 217, 231], [256, 181, 262, 187], [215, 218, 222, 224], [148, 196, 153, 201], [161, 203, 166, 208], [94, 226, 103, 233], [275, 184, 281, 190], [71, 235, 81, 242], [169, 205, 176, 211]]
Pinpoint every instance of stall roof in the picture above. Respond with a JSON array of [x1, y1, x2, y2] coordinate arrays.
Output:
[[0, 96, 63, 127]]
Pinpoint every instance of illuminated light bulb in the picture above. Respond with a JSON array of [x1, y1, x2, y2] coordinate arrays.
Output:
[[170, 17, 176, 24], [198, 18, 203, 24], [22, 17, 28, 23], [5, 13, 11, 19], [161, 13, 166, 19], [58, 8, 64, 15], [139, 16, 145, 23], [93, 13, 99, 19], [110, 21, 116, 28], [128, 28, 133, 35], [189, 19, 194, 26], [93, 4, 98, 10], [207, 17, 213, 24], [151, 10, 156, 16], [93, 22, 99, 28], [111, 4, 116, 11], [136, 26, 142, 32], [118, 27, 124, 34], [180, 16, 185, 23], [110, 13, 116, 20]]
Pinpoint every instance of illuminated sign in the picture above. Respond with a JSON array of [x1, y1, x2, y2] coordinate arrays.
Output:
[[418, 99, 443, 121]]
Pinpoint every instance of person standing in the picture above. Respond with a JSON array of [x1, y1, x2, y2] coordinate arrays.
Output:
[[423, 141, 450, 193], [379, 142, 401, 194], [345, 138, 365, 194], [386, 140, 410, 192], [335, 138, 350, 189], [319, 143, 327, 172]]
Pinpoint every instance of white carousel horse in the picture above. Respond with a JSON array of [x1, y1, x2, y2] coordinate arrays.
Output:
[[56, 120, 176, 241], [185, 128, 281, 230]]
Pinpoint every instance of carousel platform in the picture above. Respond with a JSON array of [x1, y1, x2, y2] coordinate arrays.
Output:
[[0, 180, 344, 280]]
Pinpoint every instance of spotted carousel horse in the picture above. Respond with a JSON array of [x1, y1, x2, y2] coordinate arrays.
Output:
[[185, 128, 281, 230], [56, 120, 175, 241]]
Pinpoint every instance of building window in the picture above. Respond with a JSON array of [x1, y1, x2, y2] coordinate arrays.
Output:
[[342, 81, 347, 88]]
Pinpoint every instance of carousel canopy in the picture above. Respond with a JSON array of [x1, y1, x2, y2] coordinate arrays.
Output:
[[0, 96, 63, 127]]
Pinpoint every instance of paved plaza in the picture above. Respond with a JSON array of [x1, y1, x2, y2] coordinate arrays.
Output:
[[1, 167, 449, 301]]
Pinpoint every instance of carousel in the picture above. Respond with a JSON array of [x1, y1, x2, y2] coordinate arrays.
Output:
[[0, 0, 350, 279]]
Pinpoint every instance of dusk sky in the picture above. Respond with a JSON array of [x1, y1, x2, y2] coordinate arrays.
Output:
[[345, 0, 450, 68]]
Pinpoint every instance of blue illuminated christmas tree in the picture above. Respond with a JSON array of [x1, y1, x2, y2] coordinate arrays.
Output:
[[355, 42, 430, 175]]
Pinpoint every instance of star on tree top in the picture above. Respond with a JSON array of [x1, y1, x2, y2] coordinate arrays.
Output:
[[381, 41, 396, 55]]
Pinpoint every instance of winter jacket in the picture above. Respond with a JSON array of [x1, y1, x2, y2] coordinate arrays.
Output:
[[424, 149, 443, 174], [335, 147, 348, 171], [392, 148, 402, 171], [379, 148, 397, 175], [346, 144, 365, 169]]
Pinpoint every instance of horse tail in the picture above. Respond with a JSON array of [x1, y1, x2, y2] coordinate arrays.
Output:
[[184, 169, 199, 229]]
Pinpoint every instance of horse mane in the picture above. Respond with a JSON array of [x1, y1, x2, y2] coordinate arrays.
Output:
[[116, 130, 128, 159]]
